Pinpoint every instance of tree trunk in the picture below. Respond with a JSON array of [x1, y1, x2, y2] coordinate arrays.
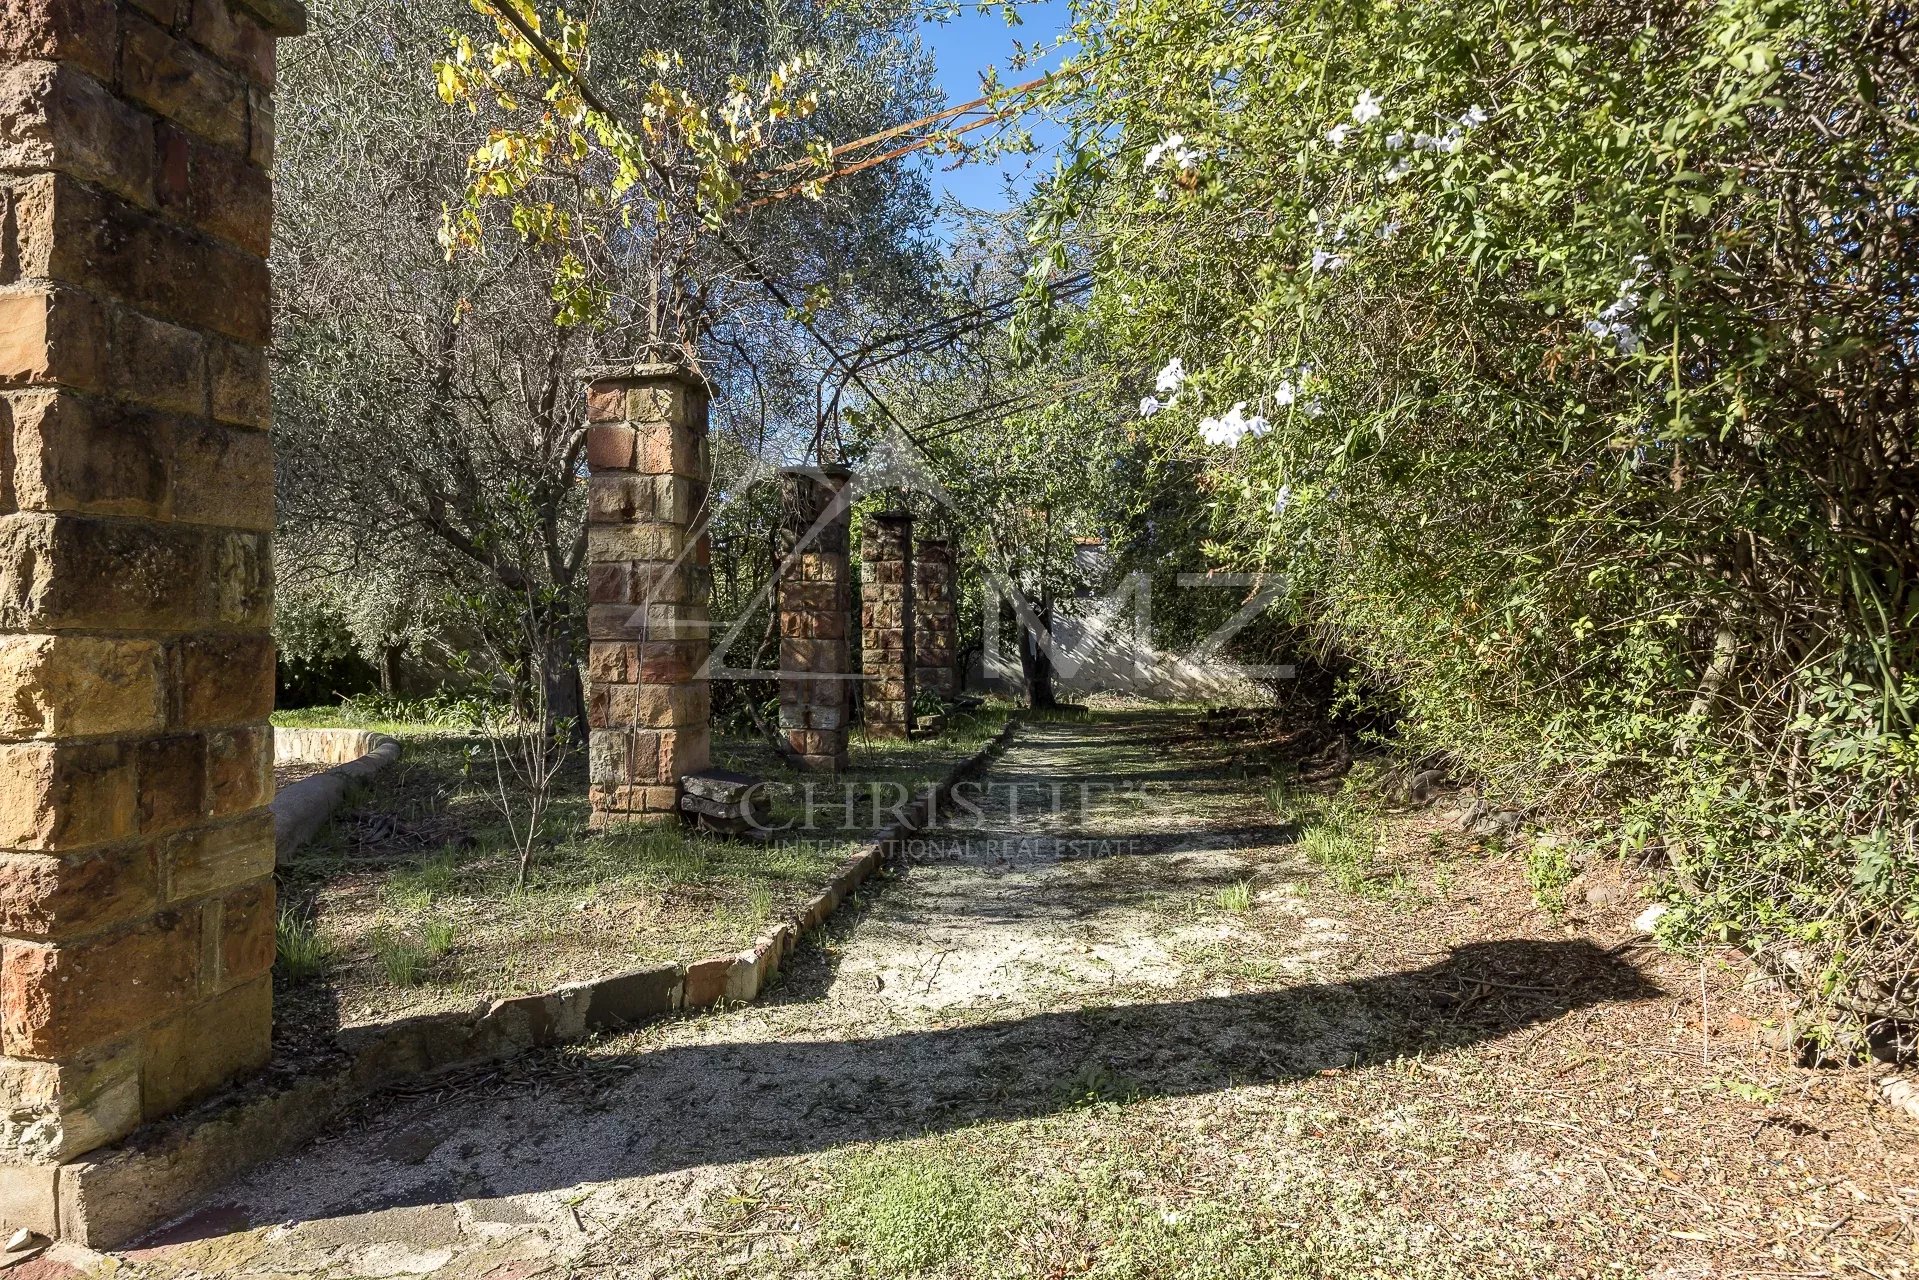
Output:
[[1019, 597, 1058, 709], [379, 641, 404, 698], [539, 632, 586, 745]]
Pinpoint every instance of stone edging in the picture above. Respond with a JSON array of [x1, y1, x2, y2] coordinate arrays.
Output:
[[63, 715, 1025, 1249], [271, 728, 403, 857]]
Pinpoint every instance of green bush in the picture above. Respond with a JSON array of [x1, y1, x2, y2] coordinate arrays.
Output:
[[1019, 0, 1919, 1023]]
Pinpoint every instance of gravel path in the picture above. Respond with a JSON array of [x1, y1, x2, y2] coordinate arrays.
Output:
[[99, 710, 1919, 1279]]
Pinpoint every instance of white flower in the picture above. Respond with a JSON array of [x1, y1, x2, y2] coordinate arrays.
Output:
[[1384, 130, 1408, 150], [1325, 123, 1352, 148], [1145, 132, 1202, 173], [1303, 398, 1327, 418], [1139, 396, 1162, 419], [1246, 412, 1271, 437], [1154, 357, 1187, 395], [1310, 248, 1346, 274], [1352, 90, 1382, 125], [1273, 483, 1294, 514], [1412, 131, 1438, 151], [1384, 158, 1413, 181], [1198, 402, 1258, 449], [1376, 219, 1402, 240], [1611, 325, 1641, 355], [1273, 380, 1297, 407], [1437, 130, 1465, 154], [1460, 104, 1488, 128]]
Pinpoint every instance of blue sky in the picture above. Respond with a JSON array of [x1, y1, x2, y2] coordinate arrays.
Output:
[[917, 1, 1072, 219]]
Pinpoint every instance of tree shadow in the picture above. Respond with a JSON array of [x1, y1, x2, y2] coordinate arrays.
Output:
[[149, 937, 1658, 1243]]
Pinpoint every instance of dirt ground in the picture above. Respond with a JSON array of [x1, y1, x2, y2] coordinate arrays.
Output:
[[78, 709, 1919, 1279]]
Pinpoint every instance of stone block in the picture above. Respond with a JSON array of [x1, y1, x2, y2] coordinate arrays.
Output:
[[203, 726, 271, 819], [206, 336, 269, 429], [637, 640, 705, 684], [7, 390, 168, 520], [635, 420, 705, 478], [583, 424, 636, 470], [636, 682, 710, 729], [586, 521, 681, 565], [156, 123, 273, 257], [0, 633, 164, 739], [173, 632, 275, 728], [0, 845, 160, 943], [2, 910, 203, 1059], [133, 733, 205, 837], [582, 965, 682, 1029], [0, 287, 107, 394], [681, 955, 729, 1008], [586, 641, 636, 685], [0, 61, 155, 208], [0, 514, 203, 633], [0, 1042, 140, 1163], [0, 739, 137, 851], [122, 15, 250, 152], [185, 0, 277, 87], [0, 1162, 58, 1235], [659, 726, 709, 779], [0, 0, 120, 83], [217, 879, 275, 986], [172, 418, 274, 529], [160, 810, 273, 902], [137, 972, 269, 1119], [208, 529, 270, 626], [107, 303, 208, 418]]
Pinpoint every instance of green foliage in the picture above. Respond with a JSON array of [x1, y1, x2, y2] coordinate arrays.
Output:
[[1523, 839, 1577, 916], [1018, 0, 1919, 1018], [275, 909, 331, 985], [1217, 878, 1254, 912], [821, 1143, 1015, 1274], [372, 920, 458, 987]]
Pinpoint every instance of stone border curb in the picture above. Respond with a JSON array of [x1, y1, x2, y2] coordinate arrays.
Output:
[[66, 715, 1025, 1249], [271, 729, 403, 857]]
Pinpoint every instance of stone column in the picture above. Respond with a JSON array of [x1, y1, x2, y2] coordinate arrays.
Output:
[[913, 538, 958, 701], [0, 0, 305, 1235], [776, 466, 852, 772], [582, 363, 712, 827], [860, 512, 915, 739]]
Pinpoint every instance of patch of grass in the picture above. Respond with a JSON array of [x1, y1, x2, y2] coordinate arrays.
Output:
[[820, 1142, 1016, 1274], [275, 908, 330, 984], [371, 919, 457, 987], [1217, 878, 1255, 912], [386, 850, 460, 910], [1523, 836, 1576, 915]]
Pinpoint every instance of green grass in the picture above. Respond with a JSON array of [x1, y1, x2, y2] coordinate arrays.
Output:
[[804, 1116, 1576, 1280], [819, 1142, 1016, 1273], [275, 908, 331, 984], [1217, 878, 1255, 912], [370, 919, 457, 987], [280, 704, 1017, 1015]]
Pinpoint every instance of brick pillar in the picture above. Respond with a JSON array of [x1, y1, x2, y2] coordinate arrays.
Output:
[[860, 512, 915, 740], [0, 0, 305, 1236], [913, 538, 958, 701], [777, 466, 852, 772], [582, 363, 712, 827]]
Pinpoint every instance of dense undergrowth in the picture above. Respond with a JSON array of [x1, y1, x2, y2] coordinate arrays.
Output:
[[1012, 0, 1919, 1031]]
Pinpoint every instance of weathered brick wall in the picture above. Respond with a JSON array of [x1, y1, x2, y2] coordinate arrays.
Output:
[[913, 538, 958, 701], [0, 0, 304, 1235], [860, 512, 915, 740], [583, 364, 712, 826], [776, 466, 852, 773]]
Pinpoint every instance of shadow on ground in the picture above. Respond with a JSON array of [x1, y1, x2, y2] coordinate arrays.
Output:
[[149, 936, 1658, 1245]]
